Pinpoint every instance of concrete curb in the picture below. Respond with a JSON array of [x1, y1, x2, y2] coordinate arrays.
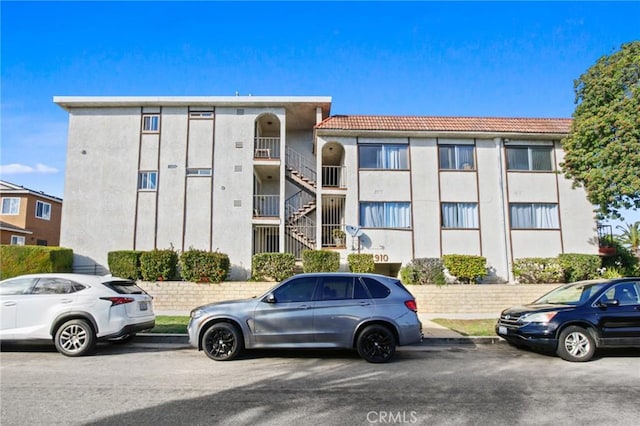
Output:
[[136, 333, 505, 346]]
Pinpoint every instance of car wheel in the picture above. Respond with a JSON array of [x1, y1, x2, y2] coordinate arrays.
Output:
[[54, 319, 96, 357], [357, 325, 396, 363], [201, 322, 243, 361], [556, 326, 595, 362]]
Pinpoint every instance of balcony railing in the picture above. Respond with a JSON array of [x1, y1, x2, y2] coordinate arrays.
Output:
[[253, 225, 279, 254], [322, 165, 346, 188], [253, 195, 280, 217], [254, 137, 280, 159]]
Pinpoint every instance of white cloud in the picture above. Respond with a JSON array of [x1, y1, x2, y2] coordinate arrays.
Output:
[[0, 163, 59, 175]]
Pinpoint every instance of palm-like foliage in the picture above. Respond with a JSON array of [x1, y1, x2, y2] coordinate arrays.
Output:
[[616, 221, 640, 255]]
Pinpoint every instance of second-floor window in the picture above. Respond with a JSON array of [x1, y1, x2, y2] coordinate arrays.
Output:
[[360, 202, 411, 228], [138, 171, 158, 190], [35, 201, 51, 220], [142, 114, 160, 132], [1, 197, 20, 215], [510, 203, 559, 229], [359, 144, 409, 170], [439, 145, 475, 170], [506, 146, 553, 171], [441, 202, 479, 228]]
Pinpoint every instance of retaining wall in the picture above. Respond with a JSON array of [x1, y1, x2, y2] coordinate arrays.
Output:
[[138, 281, 561, 315]]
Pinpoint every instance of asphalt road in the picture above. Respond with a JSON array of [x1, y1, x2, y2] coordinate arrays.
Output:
[[1, 340, 638, 426]]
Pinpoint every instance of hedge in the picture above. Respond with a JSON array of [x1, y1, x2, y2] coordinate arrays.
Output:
[[108, 250, 143, 280], [179, 249, 230, 283], [302, 250, 340, 273], [252, 253, 296, 281], [0, 245, 73, 279], [557, 253, 601, 282], [347, 253, 375, 273], [512, 257, 564, 284], [442, 254, 487, 284], [400, 258, 446, 286], [140, 248, 179, 281]]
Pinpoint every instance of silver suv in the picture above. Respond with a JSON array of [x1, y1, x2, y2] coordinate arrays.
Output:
[[188, 272, 422, 363]]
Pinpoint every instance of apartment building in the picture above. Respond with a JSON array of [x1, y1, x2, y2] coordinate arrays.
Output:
[[54, 96, 597, 281], [0, 180, 63, 246]]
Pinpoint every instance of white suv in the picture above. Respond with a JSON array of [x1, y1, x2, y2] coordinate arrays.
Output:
[[0, 273, 155, 356]]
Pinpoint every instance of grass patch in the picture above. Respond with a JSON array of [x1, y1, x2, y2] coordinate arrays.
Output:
[[431, 318, 498, 336], [149, 316, 190, 334]]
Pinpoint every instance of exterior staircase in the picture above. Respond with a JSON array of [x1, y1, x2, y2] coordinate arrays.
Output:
[[284, 147, 317, 253]]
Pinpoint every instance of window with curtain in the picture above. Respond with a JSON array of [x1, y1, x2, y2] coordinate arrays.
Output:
[[1, 197, 20, 215], [359, 202, 411, 228], [441, 203, 479, 228], [439, 145, 475, 170], [510, 203, 559, 229], [138, 171, 158, 190], [142, 114, 160, 132], [359, 144, 408, 169], [506, 146, 553, 171]]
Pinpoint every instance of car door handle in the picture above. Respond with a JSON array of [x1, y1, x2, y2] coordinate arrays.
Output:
[[60, 299, 73, 304], [298, 305, 311, 309], [359, 302, 371, 306], [3, 301, 16, 307]]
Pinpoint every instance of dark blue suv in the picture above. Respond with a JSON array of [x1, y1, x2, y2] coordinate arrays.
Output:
[[496, 278, 640, 361]]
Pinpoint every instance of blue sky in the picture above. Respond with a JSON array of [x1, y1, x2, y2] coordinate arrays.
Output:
[[1, 1, 639, 226]]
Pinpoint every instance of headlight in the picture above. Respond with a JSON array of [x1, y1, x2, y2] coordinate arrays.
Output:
[[518, 311, 557, 324], [190, 309, 203, 319]]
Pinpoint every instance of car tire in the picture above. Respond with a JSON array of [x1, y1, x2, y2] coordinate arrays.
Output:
[[356, 324, 396, 363], [54, 319, 96, 357], [556, 325, 595, 362], [201, 322, 243, 361]]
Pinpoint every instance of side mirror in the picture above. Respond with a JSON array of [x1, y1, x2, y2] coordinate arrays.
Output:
[[263, 293, 276, 304], [597, 299, 620, 308]]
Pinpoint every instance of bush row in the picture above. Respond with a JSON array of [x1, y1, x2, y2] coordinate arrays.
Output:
[[400, 255, 488, 286], [0, 245, 73, 280]]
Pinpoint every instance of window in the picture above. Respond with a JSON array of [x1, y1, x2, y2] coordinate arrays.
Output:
[[360, 277, 391, 299], [441, 203, 479, 228], [142, 114, 160, 132], [36, 239, 48, 246], [1, 197, 20, 215], [359, 144, 409, 169], [35, 201, 51, 220], [0, 277, 36, 295], [272, 277, 318, 303], [319, 277, 355, 300], [360, 202, 411, 228], [186, 168, 212, 176], [138, 171, 158, 190], [510, 203, 559, 229], [439, 145, 475, 170], [33, 278, 84, 295], [10, 235, 25, 245], [506, 146, 553, 171]]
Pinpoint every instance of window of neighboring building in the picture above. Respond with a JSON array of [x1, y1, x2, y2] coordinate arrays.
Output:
[[359, 144, 409, 169], [10, 235, 25, 245], [1, 197, 20, 215], [186, 168, 212, 176], [439, 145, 475, 170], [35, 201, 51, 220], [36, 239, 48, 246], [142, 114, 160, 132], [506, 146, 553, 171], [510, 203, 559, 229], [441, 202, 479, 228], [138, 171, 158, 190], [360, 202, 411, 228]]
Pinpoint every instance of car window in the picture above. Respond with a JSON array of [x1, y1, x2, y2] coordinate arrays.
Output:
[[273, 277, 318, 303], [319, 277, 354, 301], [360, 277, 391, 299], [32, 278, 84, 295], [0, 277, 37, 295], [354, 279, 370, 299], [608, 282, 640, 306], [102, 280, 145, 294]]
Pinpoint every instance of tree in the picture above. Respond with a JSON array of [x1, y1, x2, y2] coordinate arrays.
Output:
[[616, 221, 640, 257], [561, 41, 640, 219]]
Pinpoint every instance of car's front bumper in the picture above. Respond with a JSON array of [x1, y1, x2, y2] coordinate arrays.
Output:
[[495, 322, 558, 350]]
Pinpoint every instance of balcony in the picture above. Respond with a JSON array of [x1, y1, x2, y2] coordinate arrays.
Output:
[[253, 195, 279, 217], [254, 137, 280, 159], [322, 165, 346, 189]]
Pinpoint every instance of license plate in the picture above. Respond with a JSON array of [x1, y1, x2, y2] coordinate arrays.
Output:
[[498, 326, 507, 335], [139, 301, 148, 311]]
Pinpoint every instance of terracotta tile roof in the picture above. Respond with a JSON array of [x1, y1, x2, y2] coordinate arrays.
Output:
[[315, 115, 572, 134]]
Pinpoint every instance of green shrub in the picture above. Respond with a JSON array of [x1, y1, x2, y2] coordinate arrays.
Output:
[[400, 258, 445, 286], [252, 253, 296, 281], [140, 248, 178, 281], [600, 240, 639, 276], [0, 245, 73, 279], [347, 253, 375, 273], [108, 250, 143, 280], [442, 254, 487, 284], [557, 253, 601, 282], [179, 248, 230, 283], [512, 257, 565, 284], [302, 250, 340, 273]]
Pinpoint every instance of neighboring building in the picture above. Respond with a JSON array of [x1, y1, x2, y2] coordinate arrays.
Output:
[[54, 96, 597, 281], [0, 180, 63, 246]]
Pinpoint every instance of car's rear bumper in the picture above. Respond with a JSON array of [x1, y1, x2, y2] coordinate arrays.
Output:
[[101, 320, 156, 340]]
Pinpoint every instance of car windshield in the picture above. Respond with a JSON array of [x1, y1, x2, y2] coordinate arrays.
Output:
[[534, 281, 609, 305]]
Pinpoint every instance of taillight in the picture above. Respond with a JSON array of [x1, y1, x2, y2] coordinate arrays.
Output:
[[404, 300, 417, 312], [100, 297, 135, 306]]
